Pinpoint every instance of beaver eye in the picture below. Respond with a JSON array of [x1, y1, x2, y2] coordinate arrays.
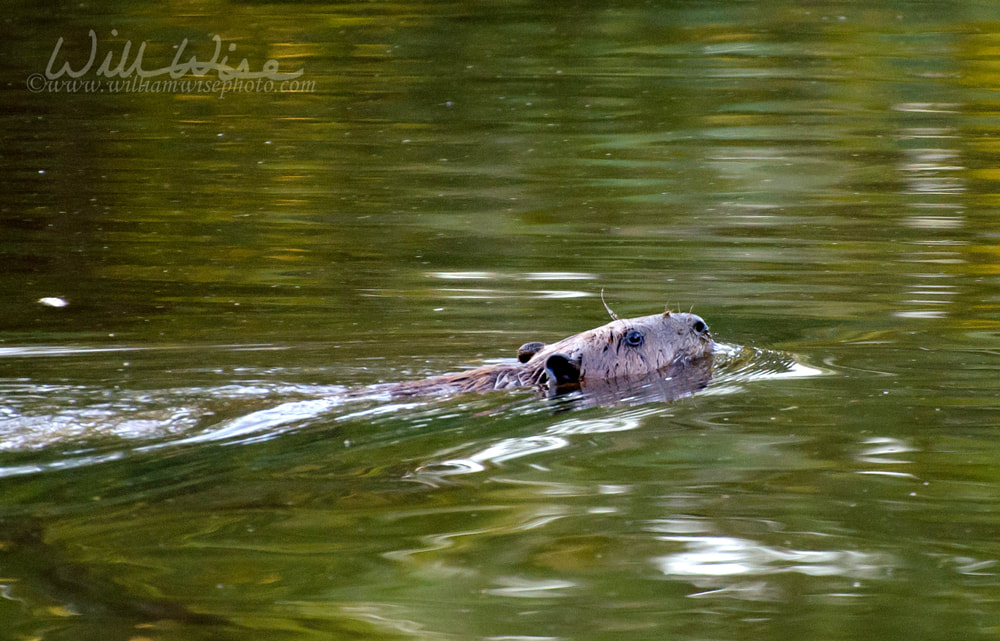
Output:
[[625, 330, 644, 347], [692, 320, 707, 334]]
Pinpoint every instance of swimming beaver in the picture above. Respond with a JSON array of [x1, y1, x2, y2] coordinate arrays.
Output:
[[384, 308, 714, 399]]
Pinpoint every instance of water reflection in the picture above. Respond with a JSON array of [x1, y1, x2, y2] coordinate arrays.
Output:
[[0, 376, 351, 472], [649, 517, 891, 600], [425, 271, 597, 300], [894, 120, 968, 320], [856, 436, 915, 465], [0, 451, 125, 479], [0, 384, 201, 452], [6, 4, 1000, 638], [656, 535, 886, 578], [854, 436, 922, 480], [484, 576, 576, 598], [417, 418, 640, 481], [0, 338, 815, 481], [416, 346, 820, 478], [417, 362, 714, 479], [899, 142, 964, 196], [162, 397, 346, 446], [435, 288, 591, 300], [338, 603, 452, 641], [710, 344, 826, 388], [428, 271, 596, 281]]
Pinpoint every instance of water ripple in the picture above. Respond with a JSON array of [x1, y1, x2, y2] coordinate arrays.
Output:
[[710, 343, 826, 387], [652, 535, 890, 583], [484, 576, 576, 598]]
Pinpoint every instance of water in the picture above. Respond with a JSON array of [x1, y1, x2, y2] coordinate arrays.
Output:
[[3, 1, 1000, 639]]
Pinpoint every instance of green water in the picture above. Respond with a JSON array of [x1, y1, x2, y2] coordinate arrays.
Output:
[[2, 1, 1000, 639]]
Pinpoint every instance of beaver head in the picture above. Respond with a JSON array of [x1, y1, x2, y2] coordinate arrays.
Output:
[[520, 311, 713, 394]]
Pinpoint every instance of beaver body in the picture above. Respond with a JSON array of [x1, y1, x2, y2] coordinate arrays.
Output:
[[384, 310, 714, 398]]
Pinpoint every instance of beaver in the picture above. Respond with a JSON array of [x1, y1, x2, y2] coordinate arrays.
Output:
[[383, 307, 714, 399]]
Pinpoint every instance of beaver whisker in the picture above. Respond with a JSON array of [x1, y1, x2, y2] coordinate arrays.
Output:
[[600, 288, 620, 321]]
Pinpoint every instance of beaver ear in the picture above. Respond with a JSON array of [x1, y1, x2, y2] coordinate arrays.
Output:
[[517, 341, 546, 363], [544, 353, 581, 394]]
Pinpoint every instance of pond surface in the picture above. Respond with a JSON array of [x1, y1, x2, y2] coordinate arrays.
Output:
[[2, 1, 1000, 640]]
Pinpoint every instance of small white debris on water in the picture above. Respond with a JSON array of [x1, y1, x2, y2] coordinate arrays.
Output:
[[37, 297, 68, 308]]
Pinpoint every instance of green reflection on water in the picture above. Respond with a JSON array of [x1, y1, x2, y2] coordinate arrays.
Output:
[[2, 0, 1000, 639]]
